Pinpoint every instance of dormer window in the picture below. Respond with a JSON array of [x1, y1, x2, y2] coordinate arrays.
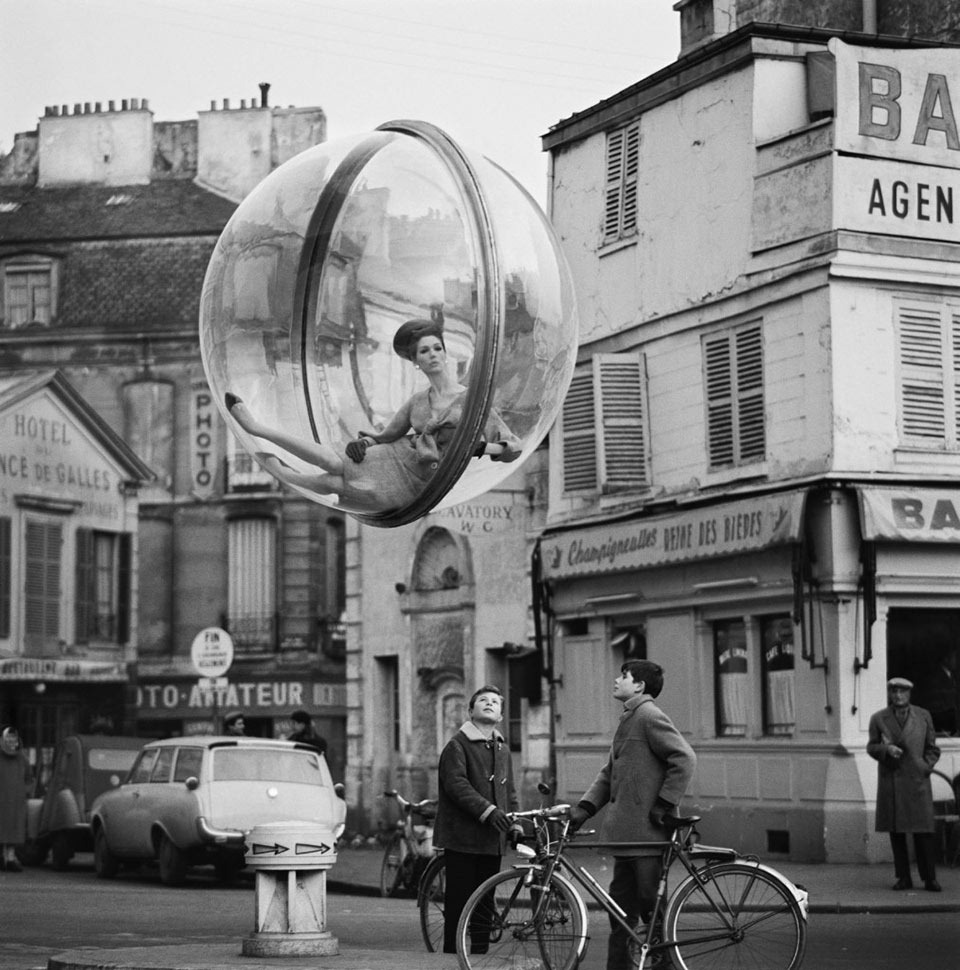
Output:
[[2, 256, 59, 328]]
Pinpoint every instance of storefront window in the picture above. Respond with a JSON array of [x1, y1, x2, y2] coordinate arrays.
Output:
[[714, 619, 748, 737], [761, 615, 796, 736]]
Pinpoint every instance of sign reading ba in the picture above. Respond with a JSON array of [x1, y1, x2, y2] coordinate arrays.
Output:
[[190, 627, 234, 679]]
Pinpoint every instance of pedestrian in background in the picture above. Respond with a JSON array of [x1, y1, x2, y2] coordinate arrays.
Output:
[[569, 659, 697, 970], [287, 710, 327, 758], [434, 684, 520, 955], [223, 711, 246, 736], [0, 726, 31, 872], [867, 676, 942, 892]]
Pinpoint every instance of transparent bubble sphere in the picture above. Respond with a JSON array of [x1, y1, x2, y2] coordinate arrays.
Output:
[[200, 120, 578, 526]]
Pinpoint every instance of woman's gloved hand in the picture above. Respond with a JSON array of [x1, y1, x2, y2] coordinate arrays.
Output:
[[345, 436, 371, 463]]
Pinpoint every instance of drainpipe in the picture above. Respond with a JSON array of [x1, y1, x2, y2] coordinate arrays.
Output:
[[862, 0, 877, 33]]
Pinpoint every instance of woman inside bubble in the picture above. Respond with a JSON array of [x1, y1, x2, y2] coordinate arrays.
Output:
[[225, 313, 521, 512]]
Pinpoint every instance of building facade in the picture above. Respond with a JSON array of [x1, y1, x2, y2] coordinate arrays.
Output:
[[540, 3, 960, 862], [0, 91, 348, 782]]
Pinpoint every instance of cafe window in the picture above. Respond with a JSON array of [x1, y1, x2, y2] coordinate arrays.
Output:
[[760, 615, 796, 736], [714, 618, 748, 737], [75, 529, 131, 645], [561, 353, 649, 495]]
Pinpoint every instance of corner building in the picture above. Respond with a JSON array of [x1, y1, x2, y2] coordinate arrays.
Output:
[[540, 2, 960, 862]]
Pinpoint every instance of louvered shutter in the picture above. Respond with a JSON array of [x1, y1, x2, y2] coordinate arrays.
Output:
[[603, 122, 640, 244], [597, 354, 648, 490], [75, 527, 95, 643], [117, 533, 132, 645], [0, 518, 9, 638], [736, 326, 765, 461], [562, 370, 598, 492], [898, 303, 948, 442], [705, 334, 735, 467], [25, 519, 62, 647]]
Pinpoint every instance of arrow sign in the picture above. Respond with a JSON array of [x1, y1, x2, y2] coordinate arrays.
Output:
[[295, 842, 331, 855], [252, 842, 290, 855]]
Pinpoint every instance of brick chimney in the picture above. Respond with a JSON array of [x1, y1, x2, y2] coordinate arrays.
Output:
[[37, 99, 153, 187]]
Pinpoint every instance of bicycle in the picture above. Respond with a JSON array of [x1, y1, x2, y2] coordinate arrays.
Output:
[[455, 803, 809, 970], [380, 790, 448, 952]]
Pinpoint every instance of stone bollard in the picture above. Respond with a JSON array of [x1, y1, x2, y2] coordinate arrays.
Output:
[[242, 820, 340, 957]]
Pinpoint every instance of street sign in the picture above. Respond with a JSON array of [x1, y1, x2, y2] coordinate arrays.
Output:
[[197, 676, 229, 690], [190, 627, 234, 678]]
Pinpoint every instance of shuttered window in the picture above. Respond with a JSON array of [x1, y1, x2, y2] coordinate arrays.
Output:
[[603, 122, 640, 245], [25, 519, 62, 649], [228, 517, 276, 652], [562, 354, 649, 494], [703, 323, 765, 469], [0, 517, 10, 638], [896, 300, 960, 447], [76, 529, 130, 644]]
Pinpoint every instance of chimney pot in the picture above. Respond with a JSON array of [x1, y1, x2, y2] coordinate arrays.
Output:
[[74, 103, 82, 114], [108, 100, 115, 111], [240, 99, 247, 109], [142, 98, 149, 111], [210, 100, 216, 110], [61, 104, 69, 115], [84, 103, 91, 114], [223, 98, 230, 110], [259, 82, 270, 108], [95, 102, 102, 112]]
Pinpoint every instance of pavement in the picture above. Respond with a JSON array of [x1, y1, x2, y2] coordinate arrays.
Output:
[[48, 843, 960, 970]]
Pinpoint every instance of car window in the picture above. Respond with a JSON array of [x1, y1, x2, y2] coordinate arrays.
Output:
[[150, 747, 175, 783], [212, 748, 324, 785], [173, 747, 204, 782], [88, 748, 140, 773], [128, 748, 160, 784]]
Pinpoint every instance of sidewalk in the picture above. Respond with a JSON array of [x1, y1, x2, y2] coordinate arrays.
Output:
[[327, 842, 960, 914]]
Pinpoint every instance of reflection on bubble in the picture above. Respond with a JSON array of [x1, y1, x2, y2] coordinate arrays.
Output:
[[201, 120, 577, 526]]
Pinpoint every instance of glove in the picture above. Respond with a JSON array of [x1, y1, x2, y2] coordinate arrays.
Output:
[[473, 438, 488, 458], [508, 823, 525, 849], [345, 436, 370, 463], [649, 797, 675, 828], [488, 808, 511, 833], [490, 433, 522, 464], [568, 804, 592, 832]]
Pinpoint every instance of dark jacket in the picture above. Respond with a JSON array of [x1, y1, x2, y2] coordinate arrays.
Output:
[[288, 725, 327, 757], [581, 694, 696, 857], [434, 721, 519, 856], [867, 703, 940, 833]]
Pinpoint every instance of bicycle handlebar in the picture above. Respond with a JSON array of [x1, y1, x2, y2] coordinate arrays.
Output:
[[382, 790, 438, 815]]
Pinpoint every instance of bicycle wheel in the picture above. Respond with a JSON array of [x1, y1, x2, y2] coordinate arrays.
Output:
[[418, 854, 446, 952], [455, 868, 586, 970], [663, 861, 806, 970], [380, 833, 408, 897]]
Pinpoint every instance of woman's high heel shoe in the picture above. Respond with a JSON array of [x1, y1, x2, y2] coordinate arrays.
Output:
[[224, 392, 242, 412]]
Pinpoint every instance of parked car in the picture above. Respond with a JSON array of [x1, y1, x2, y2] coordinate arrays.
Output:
[[19, 734, 144, 869], [89, 736, 347, 886]]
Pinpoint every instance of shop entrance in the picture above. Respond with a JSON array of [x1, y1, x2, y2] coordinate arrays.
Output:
[[887, 608, 960, 736]]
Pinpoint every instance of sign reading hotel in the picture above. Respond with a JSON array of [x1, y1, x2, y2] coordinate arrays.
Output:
[[540, 491, 805, 580], [832, 39, 960, 242]]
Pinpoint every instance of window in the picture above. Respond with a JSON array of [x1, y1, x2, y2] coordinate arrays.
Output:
[[0, 517, 10, 638], [228, 517, 277, 652], [603, 121, 640, 245], [129, 748, 160, 784], [25, 519, 62, 651], [377, 656, 401, 753], [506, 663, 524, 753], [760, 615, 796, 736], [173, 747, 204, 782], [76, 530, 131, 644], [150, 746, 175, 782], [703, 323, 765, 469], [561, 354, 649, 494], [895, 299, 960, 448], [714, 619, 748, 737], [3, 259, 56, 327]]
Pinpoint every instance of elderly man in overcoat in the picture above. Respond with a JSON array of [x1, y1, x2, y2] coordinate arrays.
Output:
[[867, 676, 941, 892], [570, 659, 697, 970]]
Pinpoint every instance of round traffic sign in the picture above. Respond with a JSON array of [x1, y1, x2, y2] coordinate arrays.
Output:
[[190, 627, 234, 678]]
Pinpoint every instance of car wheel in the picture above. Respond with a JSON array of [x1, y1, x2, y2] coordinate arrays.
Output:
[[50, 832, 74, 871], [16, 839, 49, 867], [158, 834, 188, 887], [94, 828, 119, 879]]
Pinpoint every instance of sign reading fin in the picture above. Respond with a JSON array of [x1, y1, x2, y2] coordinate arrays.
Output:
[[190, 627, 234, 679]]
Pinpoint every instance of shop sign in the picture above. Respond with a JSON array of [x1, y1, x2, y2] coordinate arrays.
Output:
[[136, 677, 346, 717], [430, 495, 524, 535], [860, 486, 960, 542], [0, 658, 128, 682], [540, 491, 805, 580], [190, 382, 217, 500]]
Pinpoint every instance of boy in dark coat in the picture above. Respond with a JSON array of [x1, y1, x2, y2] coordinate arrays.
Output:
[[434, 684, 520, 954], [867, 676, 941, 892], [570, 660, 696, 970]]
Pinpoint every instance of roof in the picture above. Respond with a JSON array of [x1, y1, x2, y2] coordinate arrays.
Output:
[[0, 179, 237, 243]]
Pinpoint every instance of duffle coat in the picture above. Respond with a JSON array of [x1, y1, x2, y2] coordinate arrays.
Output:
[[434, 721, 519, 856], [581, 694, 696, 857], [867, 703, 940, 833]]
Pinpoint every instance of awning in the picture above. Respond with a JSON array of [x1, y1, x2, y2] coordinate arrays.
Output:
[[539, 489, 806, 581], [859, 486, 960, 543], [0, 658, 129, 682]]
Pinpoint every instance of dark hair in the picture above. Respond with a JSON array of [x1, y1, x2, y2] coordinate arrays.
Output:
[[621, 659, 664, 698], [290, 710, 311, 725], [468, 684, 504, 710], [223, 711, 244, 727], [392, 308, 446, 362]]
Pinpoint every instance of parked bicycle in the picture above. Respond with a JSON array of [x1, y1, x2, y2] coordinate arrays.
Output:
[[380, 789, 448, 952], [455, 803, 809, 970]]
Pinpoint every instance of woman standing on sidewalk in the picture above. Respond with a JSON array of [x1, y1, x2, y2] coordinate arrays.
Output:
[[0, 726, 30, 872]]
